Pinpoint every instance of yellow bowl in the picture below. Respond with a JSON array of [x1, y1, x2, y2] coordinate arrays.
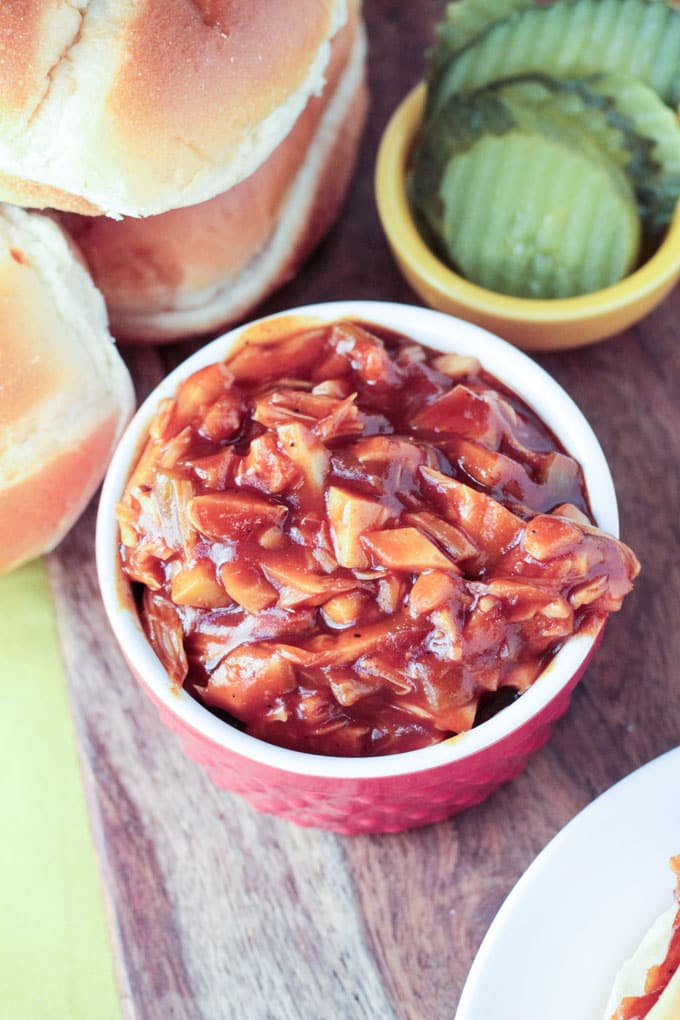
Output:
[[375, 83, 680, 352]]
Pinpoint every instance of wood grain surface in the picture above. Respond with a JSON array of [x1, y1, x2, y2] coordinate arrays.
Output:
[[48, 3, 680, 1018]]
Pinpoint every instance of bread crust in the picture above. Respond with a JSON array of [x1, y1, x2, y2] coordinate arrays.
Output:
[[62, 9, 368, 342], [0, 172, 101, 216], [0, 0, 347, 217], [0, 414, 121, 573], [0, 1, 84, 122], [0, 205, 134, 573]]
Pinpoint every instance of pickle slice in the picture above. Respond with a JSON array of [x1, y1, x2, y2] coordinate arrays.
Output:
[[430, 0, 534, 78], [475, 74, 680, 232], [409, 89, 515, 244], [430, 0, 680, 114], [482, 76, 656, 186], [440, 130, 641, 298], [410, 79, 642, 243], [581, 72, 680, 232]]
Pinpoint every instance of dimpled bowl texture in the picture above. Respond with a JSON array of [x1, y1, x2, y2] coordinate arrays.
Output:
[[96, 300, 617, 834], [375, 84, 680, 353]]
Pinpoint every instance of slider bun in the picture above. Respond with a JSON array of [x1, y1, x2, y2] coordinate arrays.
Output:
[[60, 8, 368, 343], [0, 205, 134, 574], [604, 904, 680, 1019], [0, 0, 347, 218]]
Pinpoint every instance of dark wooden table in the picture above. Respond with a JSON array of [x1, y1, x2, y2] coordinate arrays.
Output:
[[48, 3, 680, 1017]]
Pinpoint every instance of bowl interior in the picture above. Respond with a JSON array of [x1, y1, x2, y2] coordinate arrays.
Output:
[[97, 300, 618, 779], [375, 84, 680, 351]]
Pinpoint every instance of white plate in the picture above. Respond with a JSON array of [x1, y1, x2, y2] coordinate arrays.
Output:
[[456, 746, 680, 1020]]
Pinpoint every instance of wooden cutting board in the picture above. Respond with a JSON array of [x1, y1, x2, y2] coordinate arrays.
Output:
[[47, 3, 680, 1016]]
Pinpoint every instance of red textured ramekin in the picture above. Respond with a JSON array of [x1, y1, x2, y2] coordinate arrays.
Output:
[[96, 301, 618, 834]]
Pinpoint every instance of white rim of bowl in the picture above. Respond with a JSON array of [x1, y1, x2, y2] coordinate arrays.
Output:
[[96, 300, 619, 780]]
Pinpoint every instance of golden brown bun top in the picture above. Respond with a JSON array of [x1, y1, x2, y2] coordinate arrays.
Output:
[[0, 0, 347, 217], [0, 1, 77, 115], [0, 202, 135, 574], [0, 252, 76, 429], [0, 204, 134, 486]]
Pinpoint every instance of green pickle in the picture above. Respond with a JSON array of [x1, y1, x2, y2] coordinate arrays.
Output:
[[581, 73, 680, 232], [430, 0, 680, 113], [440, 131, 640, 298], [409, 0, 680, 299]]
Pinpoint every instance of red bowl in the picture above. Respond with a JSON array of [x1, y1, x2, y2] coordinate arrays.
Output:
[[96, 300, 618, 834]]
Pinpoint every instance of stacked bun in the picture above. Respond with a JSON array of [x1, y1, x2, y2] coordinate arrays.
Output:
[[59, 1, 368, 342], [0, 1, 368, 570], [0, 0, 350, 217], [0, 206, 134, 573], [0, 0, 367, 343]]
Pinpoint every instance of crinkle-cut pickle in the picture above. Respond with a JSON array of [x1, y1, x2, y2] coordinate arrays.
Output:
[[440, 130, 641, 298], [430, 0, 535, 75], [582, 72, 680, 233], [410, 0, 680, 295], [476, 77, 657, 203], [429, 0, 680, 114], [411, 74, 657, 241], [476, 72, 680, 234]]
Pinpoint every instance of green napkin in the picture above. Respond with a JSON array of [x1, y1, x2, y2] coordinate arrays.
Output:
[[0, 559, 120, 1020]]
